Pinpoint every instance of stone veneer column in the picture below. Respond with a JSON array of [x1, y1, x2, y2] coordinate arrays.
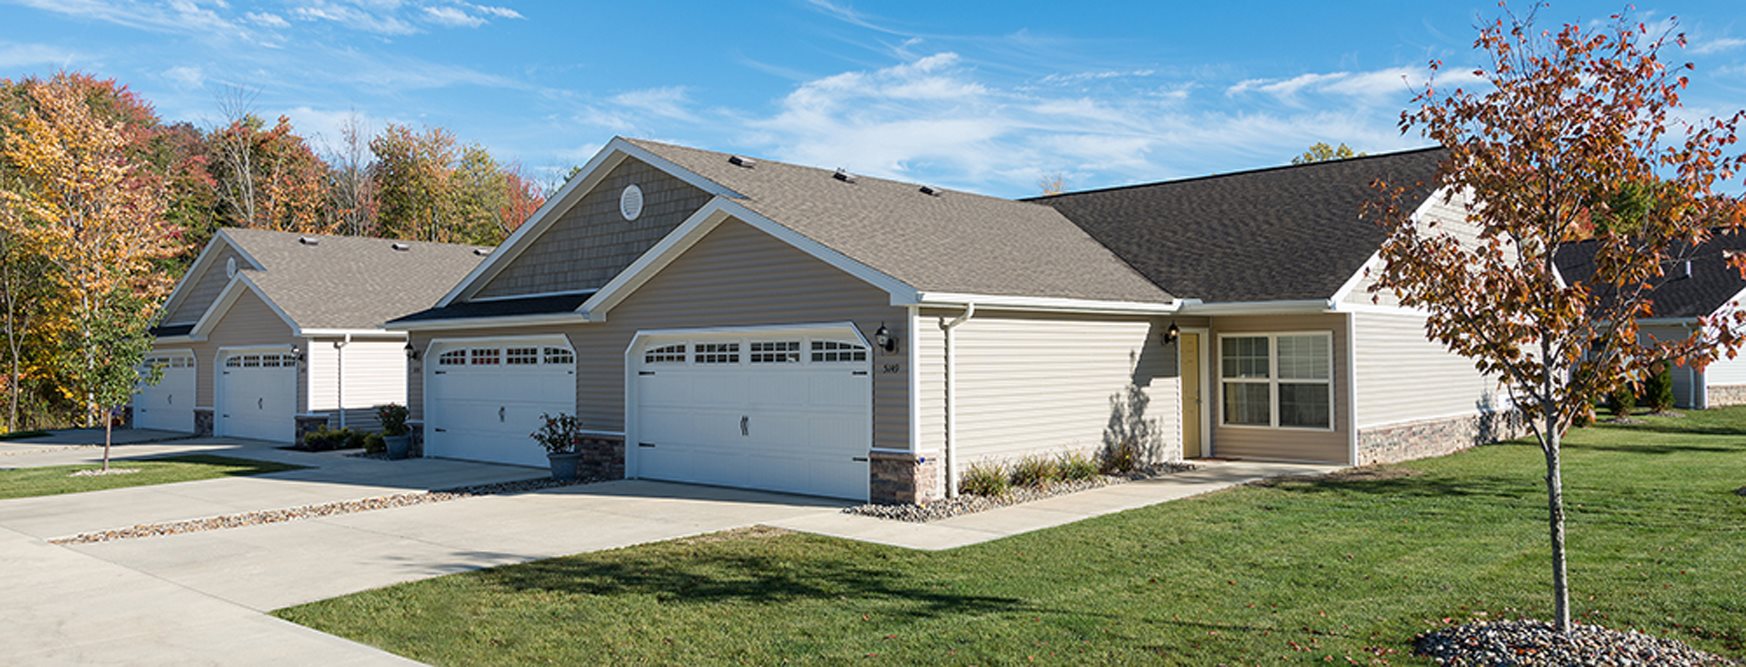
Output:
[[293, 414, 331, 449], [1357, 411, 1526, 466], [868, 450, 943, 505], [578, 435, 625, 480], [1707, 384, 1746, 407], [193, 408, 214, 436], [406, 419, 425, 458]]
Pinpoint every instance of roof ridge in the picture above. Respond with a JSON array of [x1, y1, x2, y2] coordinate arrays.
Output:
[[1024, 146, 1447, 202], [221, 226, 488, 250]]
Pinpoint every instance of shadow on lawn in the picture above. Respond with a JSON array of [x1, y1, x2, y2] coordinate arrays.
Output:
[[479, 531, 1029, 619], [1252, 465, 1528, 501]]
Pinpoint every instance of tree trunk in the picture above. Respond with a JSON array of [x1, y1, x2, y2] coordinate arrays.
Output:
[[102, 408, 111, 472], [1544, 407, 1572, 632]]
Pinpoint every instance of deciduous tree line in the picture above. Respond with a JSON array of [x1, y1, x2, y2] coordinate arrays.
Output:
[[0, 71, 547, 433]]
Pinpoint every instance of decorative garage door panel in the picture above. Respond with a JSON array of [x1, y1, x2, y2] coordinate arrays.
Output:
[[426, 344, 575, 468], [634, 334, 871, 500], [218, 352, 297, 442], [134, 353, 195, 432]]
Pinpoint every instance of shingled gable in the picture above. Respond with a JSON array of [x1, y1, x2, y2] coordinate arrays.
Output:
[[401, 137, 1176, 328], [177, 228, 489, 338], [1030, 147, 1447, 304]]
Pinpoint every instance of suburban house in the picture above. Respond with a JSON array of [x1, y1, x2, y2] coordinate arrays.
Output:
[[135, 228, 489, 443], [1555, 233, 1746, 409], [383, 137, 1509, 504]]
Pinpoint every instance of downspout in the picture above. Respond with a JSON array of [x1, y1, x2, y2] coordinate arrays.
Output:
[[941, 303, 975, 498], [334, 334, 351, 429]]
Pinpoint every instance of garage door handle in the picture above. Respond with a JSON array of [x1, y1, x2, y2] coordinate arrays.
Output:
[[257, 397, 263, 410], [740, 415, 749, 436], [499, 406, 506, 422], [851, 456, 869, 462], [433, 428, 447, 433], [638, 442, 656, 448]]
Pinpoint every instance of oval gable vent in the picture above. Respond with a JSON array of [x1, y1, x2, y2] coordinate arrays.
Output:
[[620, 184, 644, 221]]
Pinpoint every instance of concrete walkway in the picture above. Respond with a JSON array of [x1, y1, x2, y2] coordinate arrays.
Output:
[[768, 460, 1340, 550]]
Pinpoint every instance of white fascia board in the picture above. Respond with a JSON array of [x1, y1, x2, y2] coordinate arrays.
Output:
[[384, 312, 589, 332], [1328, 250, 1382, 306], [153, 335, 194, 345], [438, 137, 743, 308], [468, 288, 600, 303], [579, 197, 918, 320], [1176, 298, 1335, 316], [187, 274, 300, 340], [912, 292, 1179, 315], [300, 328, 404, 338], [158, 231, 263, 324]]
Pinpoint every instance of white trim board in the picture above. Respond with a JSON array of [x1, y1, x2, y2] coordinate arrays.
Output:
[[439, 138, 741, 307], [188, 275, 299, 341]]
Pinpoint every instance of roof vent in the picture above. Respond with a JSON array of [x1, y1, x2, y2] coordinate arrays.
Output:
[[1680, 259, 1693, 280], [728, 155, 757, 168], [832, 168, 857, 184], [473, 248, 493, 256], [391, 242, 411, 252], [298, 236, 319, 246], [919, 184, 942, 197]]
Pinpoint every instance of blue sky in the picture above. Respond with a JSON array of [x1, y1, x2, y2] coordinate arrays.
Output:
[[3, 0, 1744, 197]]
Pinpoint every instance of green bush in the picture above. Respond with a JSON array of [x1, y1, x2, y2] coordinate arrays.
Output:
[[1058, 451, 1099, 482], [302, 427, 359, 451], [1643, 364, 1676, 413], [346, 429, 367, 450], [1609, 381, 1637, 418], [960, 461, 1010, 497], [375, 404, 410, 437], [1009, 455, 1062, 488], [1099, 440, 1142, 475], [362, 432, 386, 455]]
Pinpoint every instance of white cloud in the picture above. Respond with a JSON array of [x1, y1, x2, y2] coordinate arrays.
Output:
[[1692, 36, 1746, 56], [610, 86, 697, 121], [0, 41, 82, 68], [473, 4, 523, 20], [290, 2, 419, 36], [1226, 66, 1481, 104], [163, 65, 204, 88], [422, 6, 485, 28], [244, 11, 291, 28]]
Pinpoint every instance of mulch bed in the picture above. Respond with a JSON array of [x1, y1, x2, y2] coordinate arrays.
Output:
[[843, 462, 1197, 523], [50, 476, 604, 545], [1414, 619, 1736, 666]]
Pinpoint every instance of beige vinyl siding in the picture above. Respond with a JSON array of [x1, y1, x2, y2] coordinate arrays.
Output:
[[1352, 309, 1502, 428], [162, 244, 249, 324], [913, 309, 1182, 464], [474, 157, 714, 299], [410, 218, 910, 449], [307, 338, 407, 411], [1209, 313, 1350, 463], [185, 288, 298, 410], [1343, 189, 1484, 308]]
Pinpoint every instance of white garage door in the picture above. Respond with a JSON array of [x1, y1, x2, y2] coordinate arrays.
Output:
[[217, 351, 298, 442], [133, 352, 195, 432], [425, 342, 576, 467], [632, 330, 871, 500]]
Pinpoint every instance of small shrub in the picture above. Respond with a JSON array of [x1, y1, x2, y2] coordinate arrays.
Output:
[[1609, 381, 1637, 418], [375, 404, 410, 437], [960, 461, 1010, 497], [530, 412, 585, 455], [345, 429, 367, 450], [1009, 455, 1062, 488], [362, 432, 386, 455], [1058, 451, 1099, 482], [1643, 364, 1676, 413], [302, 427, 357, 451], [1099, 440, 1142, 475]]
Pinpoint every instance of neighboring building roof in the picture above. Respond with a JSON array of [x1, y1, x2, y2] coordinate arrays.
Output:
[[392, 292, 592, 324], [1554, 233, 1746, 319], [1030, 147, 1447, 303], [218, 228, 491, 330], [622, 138, 1174, 304]]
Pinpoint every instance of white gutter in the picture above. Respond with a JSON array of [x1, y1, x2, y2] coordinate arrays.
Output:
[[1344, 312, 1359, 466], [1176, 298, 1336, 316], [940, 302, 976, 498], [914, 292, 1179, 315], [333, 334, 350, 429], [384, 312, 589, 332]]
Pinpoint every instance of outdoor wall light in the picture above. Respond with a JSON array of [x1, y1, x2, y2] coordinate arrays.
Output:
[[1162, 322, 1181, 346], [404, 342, 421, 361], [289, 345, 305, 363], [874, 323, 896, 352]]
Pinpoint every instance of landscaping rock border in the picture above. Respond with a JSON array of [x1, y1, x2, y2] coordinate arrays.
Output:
[[50, 476, 603, 545], [843, 462, 1196, 523], [1414, 620, 1736, 666]]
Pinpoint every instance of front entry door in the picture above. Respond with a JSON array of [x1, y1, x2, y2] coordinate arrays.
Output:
[[1181, 331, 1204, 458]]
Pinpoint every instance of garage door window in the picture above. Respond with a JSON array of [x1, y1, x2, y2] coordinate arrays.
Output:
[[439, 349, 467, 366], [644, 344, 686, 364], [695, 342, 740, 364], [470, 348, 500, 365], [749, 341, 801, 364], [544, 347, 575, 365], [506, 347, 539, 365], [810, 340, 868, 363]]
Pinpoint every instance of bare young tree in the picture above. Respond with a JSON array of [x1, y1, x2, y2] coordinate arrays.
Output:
[[209, 86, 261, 226], [326, 111, 377, 236]]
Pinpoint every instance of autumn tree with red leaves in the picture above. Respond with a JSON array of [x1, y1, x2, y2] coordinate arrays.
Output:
[[1371, 8, 1746, 633]]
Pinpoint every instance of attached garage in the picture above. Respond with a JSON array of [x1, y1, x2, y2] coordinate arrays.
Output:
[[424, 337, 577, 467], [133, 351, 196, 432], [629, 326, 873, 500], [216, 350, 298, 442]]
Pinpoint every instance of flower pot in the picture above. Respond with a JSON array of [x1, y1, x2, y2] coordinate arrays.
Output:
[[384, 434, 413, 460], [547, 451, 581, 482]]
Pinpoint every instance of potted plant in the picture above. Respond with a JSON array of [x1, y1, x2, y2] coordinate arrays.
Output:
[[531, 412, 584, 481], [376, 403, 413, 460]]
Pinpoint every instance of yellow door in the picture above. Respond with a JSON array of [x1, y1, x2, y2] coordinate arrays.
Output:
[[1181, 332, 1203, 458]]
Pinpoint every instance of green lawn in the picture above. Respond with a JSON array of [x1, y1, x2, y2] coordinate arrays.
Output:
[[0, 455, 306, 500], [277, 409, 1746, 665]]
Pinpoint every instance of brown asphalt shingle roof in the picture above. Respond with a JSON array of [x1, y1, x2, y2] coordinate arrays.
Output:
[[222, 228, 490, 330], [1031, 147, 1447, 303], [626, 138, 1174, 304]]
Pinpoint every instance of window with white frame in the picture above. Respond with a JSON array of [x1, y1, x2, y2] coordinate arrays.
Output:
[[809, 340, 867, 363], [438, 349, 467, 366], [544, 347, 575, 365], [469, 348, 500, 365], [644, 344, 685, 364], [749, 341, 801, 363], [693, 342, 740, 364], [1220, 333, 1333, 430], [506, 347, 539, 365]]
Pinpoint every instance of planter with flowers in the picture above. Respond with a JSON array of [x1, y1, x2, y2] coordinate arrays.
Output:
[[530, 412, 585, 481], [376, 403, 413, 460]]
